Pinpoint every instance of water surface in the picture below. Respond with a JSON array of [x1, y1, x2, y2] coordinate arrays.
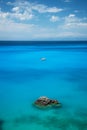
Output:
[[0, 41, 87, 130]]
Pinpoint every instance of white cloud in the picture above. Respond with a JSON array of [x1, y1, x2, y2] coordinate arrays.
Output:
[[50, 16, 59, 22], [64, 14, 77, 23], [34, 14, 87, 39], [74, 10, 79, 13], [2, 1, 63, 22], [12, 11, 33, 21], [33, 30, 87, 39], [68, 14, 75, 18], [0, 10, 9, 19], [12, 7, 20, 12], [46, 7, 63, 13], [63, 14, 87, 29], [0, 13, 87, 40], [0, 16, 87, 40], [8, 1, 63, 14], [11, 2, 34, 21], [0, 9, 33, 21], [0, 22, 35, 32], [0, 18, 37, 40]]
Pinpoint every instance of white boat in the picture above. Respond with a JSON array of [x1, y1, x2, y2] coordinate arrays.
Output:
[[40, 57, 46, 61]]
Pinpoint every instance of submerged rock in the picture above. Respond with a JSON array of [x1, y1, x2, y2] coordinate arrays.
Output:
[[34, 96, 61, 109]]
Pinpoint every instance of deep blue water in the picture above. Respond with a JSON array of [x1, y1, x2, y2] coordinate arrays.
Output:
[[0, 41, 87, 130]]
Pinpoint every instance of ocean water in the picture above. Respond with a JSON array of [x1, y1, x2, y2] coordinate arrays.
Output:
[[0, 41, 87, 130]]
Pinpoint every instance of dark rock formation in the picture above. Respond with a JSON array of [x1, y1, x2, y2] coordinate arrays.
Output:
[[34, 96, 61, 108]]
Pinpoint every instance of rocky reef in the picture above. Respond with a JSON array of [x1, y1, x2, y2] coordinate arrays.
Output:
[[34, 96, 61, 109]]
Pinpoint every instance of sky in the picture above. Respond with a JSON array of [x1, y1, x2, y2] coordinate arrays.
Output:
[[0, 0, 87, 41]]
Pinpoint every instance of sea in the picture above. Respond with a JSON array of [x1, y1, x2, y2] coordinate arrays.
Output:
[[0, 41, 87, 130]]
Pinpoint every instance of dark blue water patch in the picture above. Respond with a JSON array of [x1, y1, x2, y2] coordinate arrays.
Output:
[[0, 41, 87, 54], [0, 69, 46, 83], [77, 83, 87, 92], [64, 68, 87, 92], [65, 68, 87, 83], [1, 67, 87, 84], [0, 68, 60, 81], [0, 46, 41, 54], [0, 67, 75, 83], [0, 41, 87, 46], [0, 68, 59, 83]]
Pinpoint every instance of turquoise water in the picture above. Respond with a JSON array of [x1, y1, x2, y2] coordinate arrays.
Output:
[[0, 43, 87, 130]]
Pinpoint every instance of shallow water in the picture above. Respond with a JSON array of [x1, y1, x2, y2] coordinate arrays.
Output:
[[0, 43, 87, 130]]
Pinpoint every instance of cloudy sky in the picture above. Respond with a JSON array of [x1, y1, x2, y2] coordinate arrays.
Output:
[[0, 0, 87, 40]]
